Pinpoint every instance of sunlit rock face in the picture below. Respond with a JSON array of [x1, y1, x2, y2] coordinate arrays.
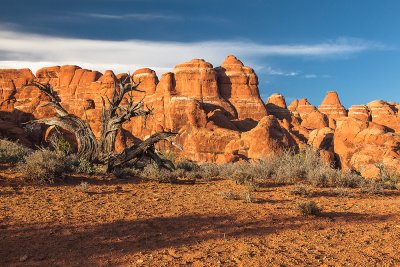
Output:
[[318, 91, 347, 119], [348, 105, 370, 122], [1, 57, 400, 177], [215, 55, 267, 120]]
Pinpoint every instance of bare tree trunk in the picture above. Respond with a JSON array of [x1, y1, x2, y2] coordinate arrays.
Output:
[[107, 132, 177, 170], [24, 79, 176, 171]]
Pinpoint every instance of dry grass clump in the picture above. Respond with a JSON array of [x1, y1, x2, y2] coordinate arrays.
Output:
[[271, 149, 322, 184], [290, 184, 313, 197], [76, 181, 90, 193], [305, 167, 336, 187], [296, 201, 322, 216], [360, 180, 385, 195], [332, 171, 364, 188], [19, 148, 71, 184], [376, 164, 400, 190], [0, 139, 31, 164], [221, 191, 240, 200], [141, 164, 179, 183]]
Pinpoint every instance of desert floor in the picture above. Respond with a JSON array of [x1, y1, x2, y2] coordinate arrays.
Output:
[[1, 165, 400, 266]]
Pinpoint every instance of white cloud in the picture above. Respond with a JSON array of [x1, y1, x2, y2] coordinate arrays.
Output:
[[0, 27, 384, 76], [263, 66, 299, 77], [304, 74, 317, 78], [81, 12, 182, 21]]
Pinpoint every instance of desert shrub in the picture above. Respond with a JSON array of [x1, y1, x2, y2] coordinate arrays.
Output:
[[247, 159, 275, 180], [376, 164, 400, 189], [141, 164, 178, 183], [243, 191, 253, 203], [176, 159, 200, 172], [269, 149, 319, 184], [331, 187, 353, 197], [112, 167, 141, 179], [198, 163, 221, 179], [333, 171, 363, 188], [20, 148, 69, 184], [76, 181, 90, 193], [296, 201, 322, 216], [245, 181, 259, 192], [218, 163, 237, 178], [221, 191, 240, 200], [53, 138, 72, 155], [0, 139, 30, 164], [360, 180, 385, 195], [230, 163, 255, 184], [306, 165, 340, 187], [290, 184, 313, 197]]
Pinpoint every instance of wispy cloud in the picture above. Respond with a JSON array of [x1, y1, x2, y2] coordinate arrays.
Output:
[[81, 12, 182, 21], [264, 66, 299, 76], [304, 74, 317, 78], [0, 26, 386, 75]]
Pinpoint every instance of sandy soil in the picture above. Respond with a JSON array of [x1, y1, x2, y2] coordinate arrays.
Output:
[[1, 165, 400, 266]]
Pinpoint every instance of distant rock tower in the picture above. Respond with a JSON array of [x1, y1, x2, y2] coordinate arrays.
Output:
[[318, 91, 347, 119]]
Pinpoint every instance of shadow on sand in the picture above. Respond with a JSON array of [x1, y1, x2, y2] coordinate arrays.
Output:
[[0, 211, 393, 265]]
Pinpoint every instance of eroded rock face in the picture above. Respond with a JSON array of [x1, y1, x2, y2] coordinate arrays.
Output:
[[266, 93, 291, 120], [334, 118, 400, 178], [348, 105, 370, 122], [367, 100, 400, 132], [318, 91, 347, 119], [224, 115, 298, 159], [1, 59, 400, 177], [289, 98, 317, 119], [301, 110, 329, 130], [216, 55, 267, 120]]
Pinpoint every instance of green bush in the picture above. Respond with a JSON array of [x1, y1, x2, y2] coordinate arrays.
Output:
[[20, 149, 69, 184], [0, 139, 30, 164]]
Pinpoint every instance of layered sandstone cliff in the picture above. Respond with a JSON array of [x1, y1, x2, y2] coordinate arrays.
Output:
[[1, 56, 400, 178]]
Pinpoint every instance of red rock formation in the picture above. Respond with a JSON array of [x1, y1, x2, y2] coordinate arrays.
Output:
[[318, 91, 347, 119], [266, 93, 291, 120], [334, 117, 400, 178], [216, 55, 267, 120], [348, 105, 370, 122], [301, 110, 329, 130], [224, 115, 298, 159], [2, 60, 400, 177], [289, 98, 317, 118], [367, 100, 400, 132]]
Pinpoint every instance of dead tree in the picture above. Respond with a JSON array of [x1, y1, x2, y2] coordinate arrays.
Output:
[[25, 77, 176, 171]]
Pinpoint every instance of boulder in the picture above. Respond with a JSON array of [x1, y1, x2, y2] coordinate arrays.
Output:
[[334, 117, 400, 178], [225, 115, 298, 159], [301, 110, 329, 130]]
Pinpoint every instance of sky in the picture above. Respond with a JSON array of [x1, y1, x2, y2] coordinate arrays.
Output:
[[0, 0, 399, 107]]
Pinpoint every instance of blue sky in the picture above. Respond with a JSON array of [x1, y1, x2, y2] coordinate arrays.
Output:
[[0, 0, 399, 107]]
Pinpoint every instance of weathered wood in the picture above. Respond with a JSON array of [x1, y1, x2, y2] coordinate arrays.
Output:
[[24, 79, 175, 170], [107, 132, 177, 170]]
